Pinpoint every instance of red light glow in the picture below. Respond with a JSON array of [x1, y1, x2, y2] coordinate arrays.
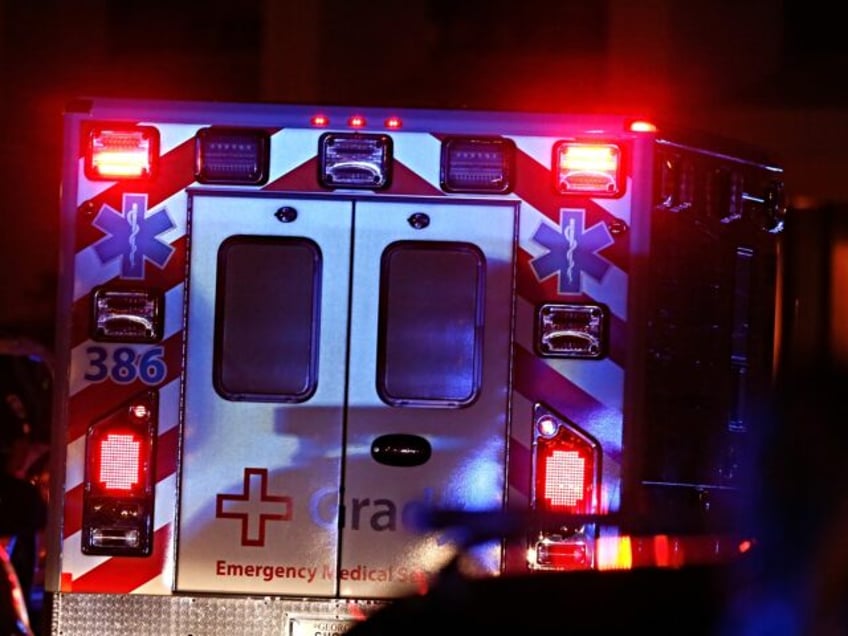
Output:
[[348, 115, 366, 128], [87, 128, 157, 179], [543, 449, 586, 508], [629, 120, 658, 133], [311, 114, 329, 127], [559, 144, 618, 172], [738, 538, 754, 554], [539, 542, 588, 569], [555, 142, 621, 195], [384, 116, 402, 129], [98, 433, 142, 491]]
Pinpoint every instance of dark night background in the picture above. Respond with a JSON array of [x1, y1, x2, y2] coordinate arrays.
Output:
[[1, 0, 847, 350], [2, 3, 848, 634]]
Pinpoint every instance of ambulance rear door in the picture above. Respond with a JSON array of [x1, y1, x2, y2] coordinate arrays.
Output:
[[176, 192, 517, 597], [177, 191, 351, 596], [340, 198, 517, 596]]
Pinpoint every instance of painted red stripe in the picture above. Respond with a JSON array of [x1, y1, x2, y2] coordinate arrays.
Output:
[[63, 426, 179, 538], [385, 160, 444, 196], [264, 157, 321, 191], [513, 342, 604, 421], [64, 484, 82, 539], [67, 525, 171, 593], [155, 425, 179, 483], [70, 236, 187, 348], [507, 438, 531, 498], [67, 333, 183, 443], [75, 140, 197, 252]]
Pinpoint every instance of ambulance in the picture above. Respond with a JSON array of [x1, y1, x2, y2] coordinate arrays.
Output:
[[46, 97, 786, 635]]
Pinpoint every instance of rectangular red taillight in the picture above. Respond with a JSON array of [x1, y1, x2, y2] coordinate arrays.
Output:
[[538, 445, 591, 511], [94, 432, 144, 492], [82, 391, 157, 556], [553, 141, 621, 196], [535, 538, 590, 570], [84, 124, 160, 180]]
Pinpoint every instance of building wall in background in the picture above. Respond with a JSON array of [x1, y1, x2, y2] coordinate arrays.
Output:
[[0, 0, 846, 343]]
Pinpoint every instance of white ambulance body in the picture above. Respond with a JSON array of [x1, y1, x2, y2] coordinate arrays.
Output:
[[47, 97, 785, 634]]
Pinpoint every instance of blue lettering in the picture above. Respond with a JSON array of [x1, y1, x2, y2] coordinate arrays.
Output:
[[309, 487, 440, 532], [370, 498, 396, 531], [309, 486, 338, 531]]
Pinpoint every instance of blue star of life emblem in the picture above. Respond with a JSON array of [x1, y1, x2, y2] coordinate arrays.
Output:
[[92, 193, 176, 279], [530, 208, 614, 294]]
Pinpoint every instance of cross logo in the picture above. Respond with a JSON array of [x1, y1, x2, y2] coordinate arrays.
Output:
[[216, 467, 293, 547], [529, 208, 614, 294], [92, 193, 176, 279]]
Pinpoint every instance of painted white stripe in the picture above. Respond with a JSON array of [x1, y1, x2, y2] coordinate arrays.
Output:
[[266, 128, 323, 181], [62, 532, 109, 579], [131, 570, 172, 595], [152, 472, 177, 529], [65, 435, 85, 489], [76, 160, 115, 206], [392, 132, 443, 189], [73, 248, 121, 301], [161, 284, 185, 341], [141, 123, 203, 155], [157, 191, 189, 245], [510, 135, 552, 168], [581, 266, 628, 320], [594, 181, 633, 226]]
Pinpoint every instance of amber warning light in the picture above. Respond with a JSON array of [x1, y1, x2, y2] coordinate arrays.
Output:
[[85, 125, 160, 180]]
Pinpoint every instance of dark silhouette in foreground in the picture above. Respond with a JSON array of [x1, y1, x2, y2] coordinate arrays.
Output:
[[348, 363, 848, 635]]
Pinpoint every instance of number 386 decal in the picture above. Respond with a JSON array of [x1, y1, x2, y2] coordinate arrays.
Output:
[[84, 345, 168, 385]]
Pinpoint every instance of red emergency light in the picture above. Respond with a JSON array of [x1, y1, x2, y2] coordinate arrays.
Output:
[[84, 124, 160, 180], [533, 412, 599, 515], [535, 539, 590, 569], [553, 141, 621, 196], [629, 120, 658, 133], [94, 432, 144, 492], [348, 115, 367, 128], [311, 114, 330, 127]]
